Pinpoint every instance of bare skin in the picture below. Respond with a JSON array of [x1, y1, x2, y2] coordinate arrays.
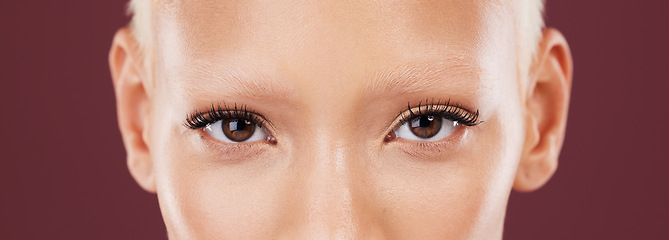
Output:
[[109, 0, 572, 239]]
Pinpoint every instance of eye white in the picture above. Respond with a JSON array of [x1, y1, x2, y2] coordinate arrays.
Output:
[[394, 117, 458, 141], [203, 120, 268, 143]]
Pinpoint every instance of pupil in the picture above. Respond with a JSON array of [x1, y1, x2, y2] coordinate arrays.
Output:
[[419, 116, 433, 128], [229, 120, 246, 131]]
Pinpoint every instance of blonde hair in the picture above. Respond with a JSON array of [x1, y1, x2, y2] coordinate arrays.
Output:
[[126, 0, 545, 76], [515, 0, 547, 79], [126, 0, 152, 70]]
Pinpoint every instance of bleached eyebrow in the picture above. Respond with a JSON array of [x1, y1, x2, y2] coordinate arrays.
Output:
[[178, 62, 294, 101], [364, 59, 480, 98]]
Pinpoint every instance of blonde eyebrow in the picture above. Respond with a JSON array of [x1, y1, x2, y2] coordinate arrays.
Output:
[[178, 62, 294, 101], [364, 59, 480, 98]]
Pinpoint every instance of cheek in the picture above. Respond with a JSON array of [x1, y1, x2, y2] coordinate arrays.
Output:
[[370, 162, 489, 238], [373, 121, 521, 238], [152, 136, 288, 239]]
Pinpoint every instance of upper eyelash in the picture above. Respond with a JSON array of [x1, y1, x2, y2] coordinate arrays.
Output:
[[400, 99, 481, 126], [184, 103, 264, 129], [185, 99, 477, 130]]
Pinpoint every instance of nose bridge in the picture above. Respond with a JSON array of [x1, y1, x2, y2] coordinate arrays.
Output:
[[297, 132, 361, 238], [278, 46, 375, 237]]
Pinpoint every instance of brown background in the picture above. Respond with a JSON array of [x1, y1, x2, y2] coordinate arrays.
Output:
[[1, 1, 667, 239]]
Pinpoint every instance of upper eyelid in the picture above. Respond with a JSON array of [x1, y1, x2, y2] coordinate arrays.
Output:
[[397, 100, 481, 126], [185, 100, 478, 132], [184, 104, 272, 130], [399, 106, 479, 125]]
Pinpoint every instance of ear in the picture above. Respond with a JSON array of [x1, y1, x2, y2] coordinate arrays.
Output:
[[109, 28, 156, 193], [514, 28, 573, 192]]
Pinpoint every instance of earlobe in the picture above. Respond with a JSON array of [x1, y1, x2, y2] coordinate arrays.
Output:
[[514, 28, 573, 192], [109, 28, 156, 193]]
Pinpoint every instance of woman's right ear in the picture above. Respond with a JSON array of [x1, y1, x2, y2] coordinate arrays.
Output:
[[109, 28, 156, 193]]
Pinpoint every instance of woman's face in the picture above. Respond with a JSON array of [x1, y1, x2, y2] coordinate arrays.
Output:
[[148, 0, 525, 239]]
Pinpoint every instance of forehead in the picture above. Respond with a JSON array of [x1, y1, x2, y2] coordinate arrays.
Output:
[[156, 0, 511, 55], [152, 0, 516, 104]]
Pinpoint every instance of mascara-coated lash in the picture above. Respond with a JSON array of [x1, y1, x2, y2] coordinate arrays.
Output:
[[400, 99, 481, 126], [184, 103, 264, 129]]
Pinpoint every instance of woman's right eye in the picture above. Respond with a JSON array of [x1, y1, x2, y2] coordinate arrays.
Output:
[[203, 118, 269, 143]]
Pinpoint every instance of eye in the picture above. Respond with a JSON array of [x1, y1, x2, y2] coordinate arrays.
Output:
[[184, 104, 274, 144], [394, 114, 459, 141], [204, 118, 269, 143], [389, 100, 481, 142]]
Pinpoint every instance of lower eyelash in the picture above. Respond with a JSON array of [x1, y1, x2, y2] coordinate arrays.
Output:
[[390, 127, 468, 158], [400, 99, 481, 126], [184, 103, 264, 129]]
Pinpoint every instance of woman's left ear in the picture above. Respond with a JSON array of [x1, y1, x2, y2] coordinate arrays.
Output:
[[514, 28, 573, 192]]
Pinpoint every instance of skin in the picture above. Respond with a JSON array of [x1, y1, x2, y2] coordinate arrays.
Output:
[[109, 0, 573, 239]]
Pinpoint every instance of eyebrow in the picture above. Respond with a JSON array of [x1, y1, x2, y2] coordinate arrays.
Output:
[[179, 63, 294, 102], [179, 57, 479, 102], [364, 59, 481, 98]]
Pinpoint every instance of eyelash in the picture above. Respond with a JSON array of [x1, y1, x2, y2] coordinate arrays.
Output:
[[184, 99, 480, 134], [184, 103, 265, 129], [399, 99, 481, 126]]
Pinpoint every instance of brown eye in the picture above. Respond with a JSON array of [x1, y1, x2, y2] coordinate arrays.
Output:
[[203, 118, 268, 143], [409, 115, 442, 138], [394, 115, 457, 141], [222, 119, 256, 142]]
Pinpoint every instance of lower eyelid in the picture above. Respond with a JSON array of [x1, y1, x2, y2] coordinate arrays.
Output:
[[199, 135, 271, 162], [388, 125, 469, 157], [397, 138, 457, 157]]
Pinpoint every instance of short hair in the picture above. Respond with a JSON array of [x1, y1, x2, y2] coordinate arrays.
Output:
[[126, 0, 545, 77], [126, 0, 152, 70]]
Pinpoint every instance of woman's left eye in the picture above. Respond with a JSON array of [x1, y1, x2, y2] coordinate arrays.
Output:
[[394, 115, 459, 141], [203, 118, 269, 143]]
